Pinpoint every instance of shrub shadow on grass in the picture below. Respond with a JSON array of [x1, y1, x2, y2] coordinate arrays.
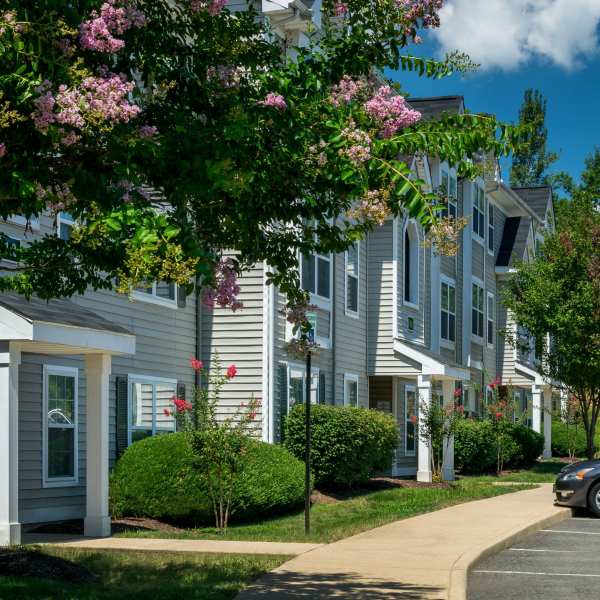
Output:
[[238, 571, 443, 599]]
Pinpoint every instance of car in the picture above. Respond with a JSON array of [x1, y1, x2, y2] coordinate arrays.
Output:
[[554, 459, 600, 516]]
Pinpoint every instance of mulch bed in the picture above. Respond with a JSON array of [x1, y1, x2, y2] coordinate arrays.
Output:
[[0, 547, 97, 583]]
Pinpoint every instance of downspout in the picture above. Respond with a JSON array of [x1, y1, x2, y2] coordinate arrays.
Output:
[[195, 277, 201, 388], [331, 251, 336, 405]]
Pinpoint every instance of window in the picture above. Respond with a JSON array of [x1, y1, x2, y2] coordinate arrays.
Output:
[[403, 221, 419, 306], [345, 243, 359, 316], [288, 365, 320, 409], [472, 282, 484, 338], [441, 280, 456, 344], [128, 376, 177, 444], [473, 186, 485, 240], [301, 252, 331, 301], [488, 203, 495, 253], [43, 366, 78, 486], [405, 385, 417, 455], [1, 234, 20, 263], [132, 281, 178, 308], [58, 212, 75, 241], [487, 292, 495, 347], [440, 168, 457, 219], [344, 374, 359, 407]]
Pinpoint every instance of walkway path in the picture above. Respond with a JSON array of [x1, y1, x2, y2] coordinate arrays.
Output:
[[23, 534, 322, 557], [235, 484, 570, 600]]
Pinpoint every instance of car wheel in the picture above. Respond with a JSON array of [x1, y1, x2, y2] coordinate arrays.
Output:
[[587, 481, 600, 517]]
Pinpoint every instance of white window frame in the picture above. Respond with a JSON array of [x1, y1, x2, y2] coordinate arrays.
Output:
[[473, 185, 485, 244], [300, 250, 332, 311], [42, 365, 79, 488], [285, 309, 331, 350], [404, 384, 417, 456], [343, 373, 359, 407], [402, 220, 419, 310], [471, 277, 485, 342], [131, 282, 179, 309], [344, 243, 359, 318], [1, 234, 21, 266], [127, 374, 177, 445], [57, 211, 75, 241], [487, 292, 495, 348], [287, 363, 320, 409], [440, 163, 457, 220], [487, 201, 495, 255], [440, 275, 456, 349]]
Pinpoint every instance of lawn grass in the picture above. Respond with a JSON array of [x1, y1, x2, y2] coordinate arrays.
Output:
[[463, 460, 567, 484], [115, 479, 530, 544], [0, 548, 286, 600]]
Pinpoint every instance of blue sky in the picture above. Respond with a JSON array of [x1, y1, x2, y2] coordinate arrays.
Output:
[[387, 0, 600, 185]]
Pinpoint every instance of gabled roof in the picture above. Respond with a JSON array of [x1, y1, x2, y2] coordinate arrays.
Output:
[[512, 186, 553, 221], [407, 96, 465, 120], [496, 216, 532, 267]]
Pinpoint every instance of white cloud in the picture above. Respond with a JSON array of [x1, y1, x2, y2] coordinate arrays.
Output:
[[432, 0, 600, 71]]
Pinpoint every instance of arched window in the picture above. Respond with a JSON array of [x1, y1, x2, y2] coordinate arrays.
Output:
[[404, 221, 419, 306]]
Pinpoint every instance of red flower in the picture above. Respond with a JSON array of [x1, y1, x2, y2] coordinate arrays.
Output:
[[410, 414, 418, 424], [454, 388, 462, 398], [495, 411, 503, 420], [248, 411, 257, 420], [489, 376, 501, 389], [173, 397, 193, 413], [190, 357, 204, 371], [226, 364, 237, 379], [163, 408, 171, 417]]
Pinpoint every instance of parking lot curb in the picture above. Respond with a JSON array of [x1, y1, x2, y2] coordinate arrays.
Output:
[[448, 506, 572, 600]]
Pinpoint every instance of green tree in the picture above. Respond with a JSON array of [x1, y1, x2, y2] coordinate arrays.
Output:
[[504, 197, 600, 459], [510, 89, 559, 187], [0, 1, 520, 320]]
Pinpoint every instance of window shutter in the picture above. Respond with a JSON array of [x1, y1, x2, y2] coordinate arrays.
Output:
[[177, 286, 187, 308], [115, 376, 129, 459], [177, 382, 186, 400], [274, 364, 288, 444], [319, 372, 326, 404]]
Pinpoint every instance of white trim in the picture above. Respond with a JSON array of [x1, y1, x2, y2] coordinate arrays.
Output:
[[486, 291, 495, 349], [392, 217, 399, 337], [287, 362, 320, 407], [487, 201, 496, 256], [127, 374, 177, 445], [404, 384, 417, 456], [300, 250, 333, 311], [262, 267, 272, 442], [131, 282, 178, 309], [343, 372, 359, 407], [440, 275, 457, 349], [57, 212, 74, 240], [344, 242, 360, 319], [402, 219, 420, 309], [42, 365, 79, 488]]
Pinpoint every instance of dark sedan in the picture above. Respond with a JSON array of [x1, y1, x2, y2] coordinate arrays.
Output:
[[554, 459, 600, 515]]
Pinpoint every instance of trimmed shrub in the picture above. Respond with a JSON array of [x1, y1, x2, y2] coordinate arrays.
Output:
[[509, 423, 544, 466], [110, 432, 305, 525], [284, 404, 398, 488], [454, 419, 497, 474]]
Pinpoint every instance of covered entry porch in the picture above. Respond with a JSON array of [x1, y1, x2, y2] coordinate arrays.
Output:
[[0, 293, 135, 546]]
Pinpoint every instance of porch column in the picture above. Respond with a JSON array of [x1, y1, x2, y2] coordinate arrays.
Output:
[[543, 387, 553, 459], [84, 354, 112, 538], [417, 375, 432, 483], [441, 379, 455, 482], [0, 342, 21, 546], [532, 384, 542, 434]]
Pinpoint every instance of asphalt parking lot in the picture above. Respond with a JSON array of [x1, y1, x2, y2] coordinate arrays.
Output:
[[469, 515, 600, 600]]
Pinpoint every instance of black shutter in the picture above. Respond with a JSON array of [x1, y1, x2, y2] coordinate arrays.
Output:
[[115, 376, 129, 459], [177, 285, 187, 308], [274, 364, 288, 444], [319, 372, 326, 404]]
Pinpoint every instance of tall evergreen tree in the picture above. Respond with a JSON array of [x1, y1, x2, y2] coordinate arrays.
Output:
[[510, 89, 559, 186]]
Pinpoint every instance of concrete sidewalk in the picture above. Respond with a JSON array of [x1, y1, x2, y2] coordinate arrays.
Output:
[[236, 484, 570, 600], [23, 533, 322, 557]]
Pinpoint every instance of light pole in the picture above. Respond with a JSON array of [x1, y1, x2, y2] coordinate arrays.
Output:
[[304, 347, 312, 535]]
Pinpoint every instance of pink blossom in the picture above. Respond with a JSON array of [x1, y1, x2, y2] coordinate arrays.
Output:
[[190, 0, 226, 15], [190, 357, 204, 371], [163, 408, 172, 417], [226, 364, 238, 379], [79, 0, 146, 53], [364, 86, 421, 138], [454, 388, 462, 398], [138, 124, 158, 138], [330, 76, 366, 107], [0, 143, 6, 158], [395, 0, 443, 29], [333, 2, 349, 16], [202, 258, 243, 311], [260, 93, 287, 111], [339, 120, 371, 165]]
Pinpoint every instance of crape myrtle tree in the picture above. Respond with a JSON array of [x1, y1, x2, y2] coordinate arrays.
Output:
[[0, 0, 521, 330], [504, 197, 600, 460]]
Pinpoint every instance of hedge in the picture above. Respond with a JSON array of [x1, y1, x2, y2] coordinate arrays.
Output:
[[284, 403, 398, 488], [454, 419, 545, 474], [110, 432, 305, 525]]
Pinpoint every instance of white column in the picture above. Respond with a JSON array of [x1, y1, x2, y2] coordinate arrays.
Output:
[[0, 342, 21, 546], [543, 387, 552, 459], [417, 375, 432, 483], [84, 354, 112, 538], [441, 379, 455, 481], [532, 384, 542, 434], [560, 388, 569, 418]]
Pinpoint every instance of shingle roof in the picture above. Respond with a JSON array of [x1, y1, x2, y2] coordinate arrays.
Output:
[[407, 96, 464, 120], [512, 186, 552, 220], [496, 216, 531, 267], [0, 292, 132, 335]]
